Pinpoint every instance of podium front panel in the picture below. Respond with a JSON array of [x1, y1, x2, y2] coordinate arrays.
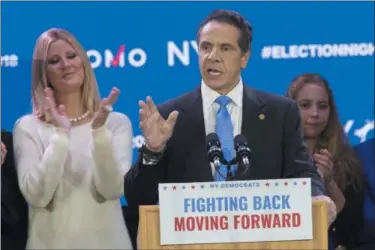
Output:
[[137, 201, 328, 249]]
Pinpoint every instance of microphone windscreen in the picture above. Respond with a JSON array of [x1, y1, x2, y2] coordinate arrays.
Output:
[[206, 132, 220, 144], [234, 134, 247, 150]]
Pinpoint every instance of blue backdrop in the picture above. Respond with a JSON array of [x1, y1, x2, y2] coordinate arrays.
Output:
[[1, 1, 374, 206]]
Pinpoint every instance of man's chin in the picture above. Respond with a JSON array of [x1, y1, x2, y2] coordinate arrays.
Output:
[[203, 76, 227, 89]]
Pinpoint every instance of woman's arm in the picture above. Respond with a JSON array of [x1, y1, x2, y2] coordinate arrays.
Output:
[[91, 112, 133, 201], [325, 180, 346, 213], [13, 116, 69, 208]]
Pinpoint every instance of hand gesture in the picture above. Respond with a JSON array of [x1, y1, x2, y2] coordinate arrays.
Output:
[[44, 88, 71, 130], [1, 142, 7, 166], [92, 87, 119, 130], [139, 96, 179, 152], [314, 149, 334, 183]]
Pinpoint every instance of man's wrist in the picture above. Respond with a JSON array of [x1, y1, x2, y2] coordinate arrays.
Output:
[[143, 144, 163, 156], [142, 143, 164, 165], [144, 142, 166, 153]]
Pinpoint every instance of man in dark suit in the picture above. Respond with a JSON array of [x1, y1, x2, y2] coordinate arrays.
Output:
[[1, 130, 28, 250], [124, 10, 336, 243]]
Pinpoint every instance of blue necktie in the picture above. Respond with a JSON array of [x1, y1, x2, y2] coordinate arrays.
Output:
[[215, 95, 236, 181]]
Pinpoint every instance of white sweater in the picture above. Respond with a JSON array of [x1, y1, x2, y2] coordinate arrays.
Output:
[[13, 112, 133, 249]]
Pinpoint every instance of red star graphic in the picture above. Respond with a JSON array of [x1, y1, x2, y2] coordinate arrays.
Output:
[[191, 185, 195, 190], [284, 182, 288, 186], [173, 186, 177, 190], [265, 182, 270, 187]]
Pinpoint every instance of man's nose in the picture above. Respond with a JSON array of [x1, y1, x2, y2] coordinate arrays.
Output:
[[208, 48, 221, 62]]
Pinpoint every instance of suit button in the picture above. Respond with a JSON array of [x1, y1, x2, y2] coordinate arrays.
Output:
[[332, 227, 336, 231]]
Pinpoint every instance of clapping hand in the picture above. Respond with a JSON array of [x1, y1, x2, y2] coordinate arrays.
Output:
[[139, 96, 179, 152], [314, 149, 334, 183], [1, 141, 7, 165], [91, 87, 120, 130], [44, 88, 71, 130]]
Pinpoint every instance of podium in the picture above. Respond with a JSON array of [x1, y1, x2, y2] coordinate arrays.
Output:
[[137, 200, 328, 249]]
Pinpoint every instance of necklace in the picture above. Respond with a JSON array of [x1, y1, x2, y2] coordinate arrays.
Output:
[[69, 111, 90, 123]]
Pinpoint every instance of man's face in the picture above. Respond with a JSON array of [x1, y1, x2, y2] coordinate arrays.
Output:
[[198, 21, 249, 94]]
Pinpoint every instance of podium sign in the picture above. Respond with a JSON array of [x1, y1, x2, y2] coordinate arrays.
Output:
[[158, 178, 313, 245]]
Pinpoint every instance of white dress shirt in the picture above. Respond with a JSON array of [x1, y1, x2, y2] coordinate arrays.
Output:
[[201, 79, 244, 176], [201, 78, 243, 137]]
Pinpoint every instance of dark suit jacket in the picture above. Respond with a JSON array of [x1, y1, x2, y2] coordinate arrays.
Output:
[[125, 84, 325, 208], [330, 179, 366, 249], [356, 139, 375, 225], [1, 130, 28, 250]]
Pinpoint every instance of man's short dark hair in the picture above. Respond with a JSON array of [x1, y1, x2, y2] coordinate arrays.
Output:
[[197, 9, 253, 54]]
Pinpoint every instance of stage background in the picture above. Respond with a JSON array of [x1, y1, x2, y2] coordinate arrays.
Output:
[[1, 1, 374, 206]]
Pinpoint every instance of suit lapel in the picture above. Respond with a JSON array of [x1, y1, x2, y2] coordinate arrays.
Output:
[[235, 85, 266, 180], [179, 87, 214, 182]]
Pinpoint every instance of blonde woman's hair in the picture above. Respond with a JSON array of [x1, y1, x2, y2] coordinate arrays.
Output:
[[31, 28, 101, 120]]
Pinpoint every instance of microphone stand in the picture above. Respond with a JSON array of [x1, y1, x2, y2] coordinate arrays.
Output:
[[213, 158, 239, 181], [224, 158, 238, 181]]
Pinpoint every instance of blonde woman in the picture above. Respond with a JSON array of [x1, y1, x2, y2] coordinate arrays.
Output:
[[13, 28, 133, 249]]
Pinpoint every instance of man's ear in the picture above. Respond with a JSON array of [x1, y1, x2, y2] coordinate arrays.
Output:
[[241, 50, 251, 68]]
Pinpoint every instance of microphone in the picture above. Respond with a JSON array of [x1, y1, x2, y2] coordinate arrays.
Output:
[[206, 133, 226, 171], [234, 134, 252, 174]]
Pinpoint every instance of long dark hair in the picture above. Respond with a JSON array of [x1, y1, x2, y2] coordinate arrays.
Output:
[[286, 73, 363, 192]]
